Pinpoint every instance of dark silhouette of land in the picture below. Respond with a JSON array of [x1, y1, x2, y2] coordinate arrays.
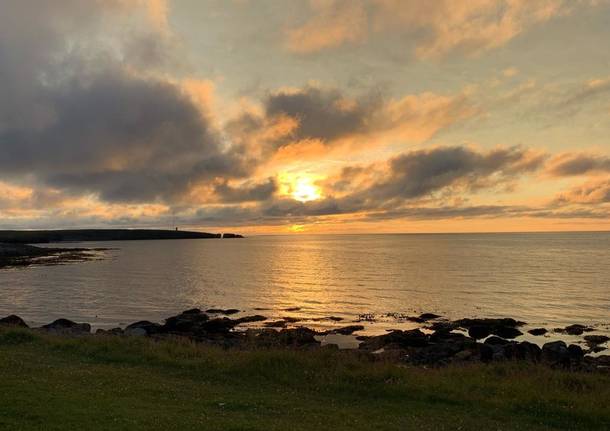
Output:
[[0, 229, 242, 244]]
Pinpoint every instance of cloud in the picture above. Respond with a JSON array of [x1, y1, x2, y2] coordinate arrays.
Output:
[[0, 0, 252, 205], [285, 0, 368, 54], [285, 0, 579, 58], [213, 178, 278, 203], [555, 178, 610, 204], [546, 153, 610, 176], [227, 85, 477, 161]]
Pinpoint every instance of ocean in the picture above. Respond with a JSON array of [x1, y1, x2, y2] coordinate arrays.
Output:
[[1, 232, 609, 340]]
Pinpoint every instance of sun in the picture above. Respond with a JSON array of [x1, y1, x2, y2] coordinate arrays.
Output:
[[292, 177, 321, 202]]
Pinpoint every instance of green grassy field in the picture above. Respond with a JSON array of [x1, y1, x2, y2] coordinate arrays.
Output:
[[0, 328, 608, 430]]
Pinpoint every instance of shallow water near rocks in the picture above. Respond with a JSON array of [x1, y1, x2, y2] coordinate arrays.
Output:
[[0, 232, 609, 350]]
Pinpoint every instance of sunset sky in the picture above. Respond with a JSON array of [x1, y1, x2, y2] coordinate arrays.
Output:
[[1, 0, 609, 234]]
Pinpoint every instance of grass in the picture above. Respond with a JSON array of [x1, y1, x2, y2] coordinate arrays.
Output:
[[0, 328, 608, 430]]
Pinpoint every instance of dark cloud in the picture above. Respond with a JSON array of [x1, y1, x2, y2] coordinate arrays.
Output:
[[555, 178, 610, 205], [547, 153, 610, 176], [0, 0, 250, 204], [213, 178, 277, 203]]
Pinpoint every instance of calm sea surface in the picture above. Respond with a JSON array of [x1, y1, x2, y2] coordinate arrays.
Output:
[[1, 233, 609, 338]]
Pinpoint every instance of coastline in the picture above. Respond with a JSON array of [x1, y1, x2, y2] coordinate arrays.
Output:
[[2, 309, 608, 371]]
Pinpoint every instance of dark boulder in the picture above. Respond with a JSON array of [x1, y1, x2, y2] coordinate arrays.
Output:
[[164, 310, 209, 333], [0, 315, 28, 328], [484, 336, 509, 346], [555, 324, 593, 336], [359, 329, 429, 351], [504, 341, 541, 362], [199, 318, 238, 333], [328, 316, 343, 321], [235, 315, 267, 324], [96, 327, 123, 335], [567, 344, 584, 361], [205, 308, 240, 315], [327, 325, 365, 335], [42, 318, 91, 334], [528, 328, 547, 336], [264, 320, 287, 328], [468, 325, 491, 340], [277, 327, 320, 347], [418, 313, 441, 321], [455, 317, 525, 329], [493, 326, 522, 339], [125, 320, 162, 336], [542, 341, 569, 364], [584, 335, 609, 345]]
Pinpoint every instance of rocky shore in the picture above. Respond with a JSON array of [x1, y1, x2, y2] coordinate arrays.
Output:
[[0, 243, 105, 269], [2, 309, 608, 372]]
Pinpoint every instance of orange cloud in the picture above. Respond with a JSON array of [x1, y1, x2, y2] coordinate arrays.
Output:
[[285, 0, 367, 53], [286, 0, 586, 58]]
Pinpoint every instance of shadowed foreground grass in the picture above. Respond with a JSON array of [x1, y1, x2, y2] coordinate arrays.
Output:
[[0, 328, 609, 430]]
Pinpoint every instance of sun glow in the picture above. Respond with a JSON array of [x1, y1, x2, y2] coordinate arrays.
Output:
[[279, 173, 323, 202]]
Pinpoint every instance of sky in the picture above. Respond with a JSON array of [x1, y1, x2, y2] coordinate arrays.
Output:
[[1, 0, 609, 234]]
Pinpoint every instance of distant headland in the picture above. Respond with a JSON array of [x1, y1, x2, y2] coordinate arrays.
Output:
[[0, 229, 243, 244]]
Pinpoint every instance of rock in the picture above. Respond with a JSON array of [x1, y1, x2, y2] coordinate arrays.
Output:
[[281, 317, 301, 323], [592, 355, 610, 368], [555, 324, 593, 336], [454, 350, 473, 361], [359, 329, 428, 351], [277, 327, 320, 347], [427, 321, 457, 333], [588, 345, 607, 354], [418, 313, 442, 321], [0, 314, 28, 328], [164, 310, 209, 333], [568, 344, 584, 361], [479, 344, 494, 363], [205, 308, 240, 315], [328, 325, 365, 335], [493, 326, 522, 339], [283, 307, 301, 312], [455, 317, 525, 329], [528, 328, 547, 336], [235, 315, 267, 324], [484, 336, 509, 346], [125, 320, 161, 335], [468, 325, 491, 340], [584, 335, 609, 345], [42, 318, 91, 334], [328, 316, 343, 321], [264, 320, 287, 328], [199, 318, 238, 333], [542, 341, 569, 364], [516, 341, 542, 362]]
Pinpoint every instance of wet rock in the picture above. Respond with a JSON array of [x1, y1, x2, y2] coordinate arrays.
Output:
[[327, 325, 365, 335], [281, 317, 301, 323], [125, 320, 161, 336], [493, 326, 522, 339], [206, 308, 240, 315], [283, 307, 301, 312], [503, 341, 541, 361], [455, 317, 525, 329], [235, 315, 267, 324], [0, 315, 28, 328], [328, 316, 343, 322], [568, 344, 584, 361], [199, 318, 238, 333], [468, 325, 491, 340], [555, 324, 593, 336], [542, 341, 569, 364], [419, 313, 442, 321], [357, 313, 375, 322], [359, 329, 428, 350], [42, 318, 91, 334], [584, 335, 609, 345], [278, 327, 320, 347], [484, 336, 509, 346], [588, 345, 607, 354], [592, 355, 610, 368], [164, 310, 209, 333], [528, 328, 547, 336], [264, 320, 287, 328], [427, 321, 457, 333]]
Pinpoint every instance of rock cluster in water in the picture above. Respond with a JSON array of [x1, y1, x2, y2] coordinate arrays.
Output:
[[1, 310, 608, 372]]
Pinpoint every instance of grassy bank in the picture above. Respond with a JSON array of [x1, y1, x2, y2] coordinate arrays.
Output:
[[0, 328, 608, 430]]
